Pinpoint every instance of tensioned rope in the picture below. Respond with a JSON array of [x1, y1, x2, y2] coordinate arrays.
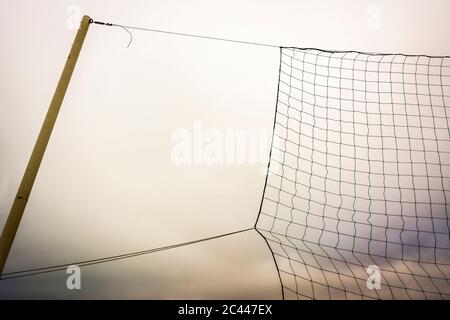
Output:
[[0, 227, 253, 280], [90, 20, 279, 48], [90, 19, 450, 58]]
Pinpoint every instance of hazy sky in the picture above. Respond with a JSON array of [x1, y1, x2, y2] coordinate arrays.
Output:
[[1, 0, 450, 299]]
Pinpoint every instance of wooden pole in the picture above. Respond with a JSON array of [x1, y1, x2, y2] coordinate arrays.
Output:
[[0, 15, 91, 274]]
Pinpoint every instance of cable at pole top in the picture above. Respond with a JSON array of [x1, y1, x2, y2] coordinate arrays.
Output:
[[88, 18, 450, 57], [89, 19, 281, 49], [90, 20, 112, 26]]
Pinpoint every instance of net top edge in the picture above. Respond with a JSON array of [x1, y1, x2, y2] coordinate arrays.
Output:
[[281, 46, 450, 59]]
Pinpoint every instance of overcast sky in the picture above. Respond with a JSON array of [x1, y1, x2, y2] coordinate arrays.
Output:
[[0, 0, 450, 299]]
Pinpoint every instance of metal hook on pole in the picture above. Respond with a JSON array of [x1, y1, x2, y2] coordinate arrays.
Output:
[[91, 19, 133, 48]]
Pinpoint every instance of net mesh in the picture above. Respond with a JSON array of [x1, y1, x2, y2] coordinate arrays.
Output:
[[256, 47, 450, 299]]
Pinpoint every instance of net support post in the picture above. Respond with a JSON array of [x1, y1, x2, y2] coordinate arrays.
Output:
[[0, 15, 91, 274]]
